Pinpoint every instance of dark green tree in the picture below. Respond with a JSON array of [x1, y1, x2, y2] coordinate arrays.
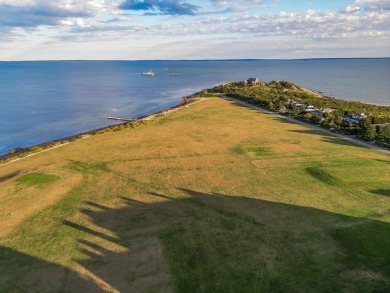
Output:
[[360, 119, 376, 141]]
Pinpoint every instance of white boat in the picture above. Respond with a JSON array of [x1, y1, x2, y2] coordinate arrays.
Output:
[[142, 70, 155, 76]]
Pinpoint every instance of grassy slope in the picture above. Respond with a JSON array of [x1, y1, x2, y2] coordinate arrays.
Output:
[[0, 98, 389, 292]]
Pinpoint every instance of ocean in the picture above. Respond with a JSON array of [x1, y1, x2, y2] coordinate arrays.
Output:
[[0, 59, 389, 155]]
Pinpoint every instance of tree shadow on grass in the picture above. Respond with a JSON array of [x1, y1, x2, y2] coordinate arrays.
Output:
[[225, 100, 368, 150], [370, 189, 390, 197], [57, 189, 390, 292], [0, 170, 21, 183], [224, 99, 381, 152], [289, 129, 330, 135], [2, 189, 389, 292], [288, 129, 366, 148], [375, 159, 390, 164], [269, 115, 310, 125], [227, 100, 273, 115], [319, 136, 364, 148], [0, 246, 101, 292]]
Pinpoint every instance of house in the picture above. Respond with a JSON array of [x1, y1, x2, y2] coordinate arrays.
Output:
[[343, 113, 367, 124], [304, 104, 316, 112], [243, 77, 262, 86], [351, 113, 366, 120], [312, 110, 325, 117]]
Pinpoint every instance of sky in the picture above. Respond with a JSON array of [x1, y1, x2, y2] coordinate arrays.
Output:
[[0, 0, 389, 60]]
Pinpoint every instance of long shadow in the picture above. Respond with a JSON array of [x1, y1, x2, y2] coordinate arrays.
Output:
[[288, 129, 365, 148], [0, 246, 101, 292], [57, 189, 390, 292], [224, 99, 388, 152], [375, 159, 390, 164], [226, 99, 369, 150], [289, 129, 332, 135], [0, 170, 21, 183], [269, 115, 311, 125], [227, 100, 273, 115], [3, 188, 389, 292], [319, 135, 366, 148], [370, 189, 390, 197]]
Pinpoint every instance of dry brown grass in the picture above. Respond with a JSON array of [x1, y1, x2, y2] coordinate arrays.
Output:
[[0, 98, 389, 292], [0, 165, 82, 237]]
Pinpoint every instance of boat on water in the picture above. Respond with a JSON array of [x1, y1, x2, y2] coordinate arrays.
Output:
[[142, 70, 155, 76]]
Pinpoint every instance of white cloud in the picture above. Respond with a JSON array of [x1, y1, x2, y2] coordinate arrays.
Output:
[[0, 0, 104, 27], [0, 0, 388, 59], [344, 5, 361, 14], [48, 4, 388, 45], [356, 0, 390, 11]]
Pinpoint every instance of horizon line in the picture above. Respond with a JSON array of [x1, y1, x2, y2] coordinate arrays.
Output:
[[1, 57, 389, 62]]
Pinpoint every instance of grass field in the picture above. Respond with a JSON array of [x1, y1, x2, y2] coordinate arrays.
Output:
[[0, 98, 389, 292]]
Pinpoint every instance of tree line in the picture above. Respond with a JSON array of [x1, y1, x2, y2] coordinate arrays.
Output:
[[206, 81, 390, 148]]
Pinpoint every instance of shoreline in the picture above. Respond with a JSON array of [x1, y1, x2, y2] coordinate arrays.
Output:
[[1, 80, 389, 165], [302, 87, 390, 107], [0, 96, 202, 165]]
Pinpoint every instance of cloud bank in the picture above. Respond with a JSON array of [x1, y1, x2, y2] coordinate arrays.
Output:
[[0, 0, 388, 60], [0, 0, 99, 27]]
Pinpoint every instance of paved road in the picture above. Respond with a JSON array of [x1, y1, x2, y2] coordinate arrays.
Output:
[[220, 96, 390, 156]]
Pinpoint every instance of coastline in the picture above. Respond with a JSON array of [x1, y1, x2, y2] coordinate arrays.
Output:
[[0, 96, 202, 165], [2, 91, 389, 292], [2, 79, 389, 165], [303, 87, 390, 107], [1, 59, 389, 156]]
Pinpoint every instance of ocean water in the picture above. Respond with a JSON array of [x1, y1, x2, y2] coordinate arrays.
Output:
[[0, 59, 389, 155]]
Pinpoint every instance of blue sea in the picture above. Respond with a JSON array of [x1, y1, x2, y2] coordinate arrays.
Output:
[[0, 59, 389, 155]]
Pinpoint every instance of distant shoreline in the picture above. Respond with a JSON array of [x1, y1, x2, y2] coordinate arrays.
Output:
[[1, 57, 389, 63], [303, 88, 390, 107]]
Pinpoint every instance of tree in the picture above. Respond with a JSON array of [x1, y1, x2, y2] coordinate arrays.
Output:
[[376, 125, 390, 144], [310, 115, 323, 124], [334, 115, 343, 127], [290, 107, 300, 116], [363, 125, 376, 141], [360, 119, 376, 141], [304, 113, 312, 120]]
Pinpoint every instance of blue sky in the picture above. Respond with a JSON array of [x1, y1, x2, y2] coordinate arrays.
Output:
[[0, 0, 389, 60]]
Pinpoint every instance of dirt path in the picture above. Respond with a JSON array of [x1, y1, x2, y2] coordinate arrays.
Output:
[[221, 96, 390, 155]]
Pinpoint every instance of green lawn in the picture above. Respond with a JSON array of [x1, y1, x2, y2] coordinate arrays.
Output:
[[0, 98, 389, 292]]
